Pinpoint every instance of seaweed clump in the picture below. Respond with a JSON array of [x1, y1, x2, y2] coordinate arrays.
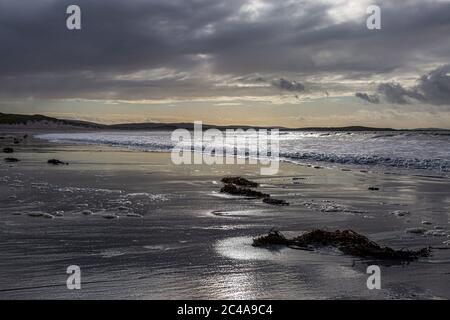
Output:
[[221, 176, 258, 188], [262, 198, 289, 206], [48, 159, 68, 165], [219, 176, 289, 205], [253, 229, 431, 261], [253, 230, 291, 246], [220, 184, 269, 198]]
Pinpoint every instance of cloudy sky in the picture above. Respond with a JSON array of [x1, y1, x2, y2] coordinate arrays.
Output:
[[0, 0, 449, 128]]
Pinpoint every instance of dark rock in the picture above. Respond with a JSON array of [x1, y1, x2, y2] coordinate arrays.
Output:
[[3, 147, 14, 153], [220, 184, 269, 198], [221, 176, 258, 187], [263, 198, 289, 206], [253, 229, 431, 261], [4, 157, 20, 163], [48, 159, 68, 165]]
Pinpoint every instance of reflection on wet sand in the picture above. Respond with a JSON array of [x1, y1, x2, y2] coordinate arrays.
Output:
[[0, 138, 449, 299]]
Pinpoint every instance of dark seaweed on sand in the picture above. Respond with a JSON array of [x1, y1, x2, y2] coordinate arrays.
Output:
[[220, 184, 269, 198], [221, 176, 258, 187], [219, 176, 290, 205], [263, 198, 289, 206], [47, 159, 68, 165], [253, 229, 431, 261]]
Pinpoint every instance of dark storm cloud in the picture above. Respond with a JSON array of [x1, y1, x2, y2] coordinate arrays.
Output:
[[203, 0, 450, 75], [418, 64, 450, 105], [0, 0, 240, 75], [355, 92, 380, 104], [0, 0, 449, 100], [377, 82, 424, 104], [358, 65, 450, 105], [271, 78, 305, 92]]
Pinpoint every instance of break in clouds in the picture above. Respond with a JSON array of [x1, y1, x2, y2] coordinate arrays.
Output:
[[0, 0, 449, 109]]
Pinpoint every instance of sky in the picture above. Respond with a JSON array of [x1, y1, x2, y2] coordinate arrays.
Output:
[[0, 0, 449, 128]]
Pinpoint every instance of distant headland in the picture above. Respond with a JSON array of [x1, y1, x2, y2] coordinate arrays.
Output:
[[0, 112, 448, 132]]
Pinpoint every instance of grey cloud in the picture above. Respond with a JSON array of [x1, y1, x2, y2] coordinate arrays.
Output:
[[0, 0, 450, 100], [271, 78, 305, 92], [355, 92, 380, 104], [206, 0, 450, 75], [364, 65, 450, 106], [418, 64, 450, 105], [377, 82, 424, 104]]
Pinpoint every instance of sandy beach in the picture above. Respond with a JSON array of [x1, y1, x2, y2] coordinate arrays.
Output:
[[1, 131, 449, 299]]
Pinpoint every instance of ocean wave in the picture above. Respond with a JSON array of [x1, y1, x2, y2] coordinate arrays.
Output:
[[280, 152, 450, 173], [36, 131, 450, 175], [36, 133, 175, 152]]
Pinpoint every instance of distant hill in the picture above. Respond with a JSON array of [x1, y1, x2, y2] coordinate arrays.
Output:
[[290, 126, 396, 132], [109, 122, 285, 131], [0, 112, 105, 129], [1, 112, 447, 132], [109, 123, 397, 132]]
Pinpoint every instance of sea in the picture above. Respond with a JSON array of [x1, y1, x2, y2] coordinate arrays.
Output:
[[36, 129, 450, 176]]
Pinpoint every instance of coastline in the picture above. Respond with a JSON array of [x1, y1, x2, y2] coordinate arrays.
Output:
[[1, 131, 449, 299]]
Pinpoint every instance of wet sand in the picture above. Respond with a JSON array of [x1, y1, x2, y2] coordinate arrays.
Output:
[[0, 131, 449, 299]]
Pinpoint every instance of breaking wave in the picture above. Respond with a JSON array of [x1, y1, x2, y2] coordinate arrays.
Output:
[[36, 130, 450, 175]]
